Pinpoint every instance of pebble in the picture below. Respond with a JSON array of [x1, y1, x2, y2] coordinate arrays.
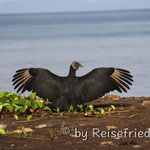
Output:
[[13, 128, 33, 133], [54, 137, 58, 140], [35, 124, 48, 129], [70, 134, 75, 137], [12, 129, 22, 134], [132, 145, 141, 148], [79, 124, 86, 127], [100, 141, 113, 146], [11, 144, 15, 147], [24, 128, 33, 132], [65, 141, 73, 145], [0, 124, 6, 129], [106, 126, 118, 129]]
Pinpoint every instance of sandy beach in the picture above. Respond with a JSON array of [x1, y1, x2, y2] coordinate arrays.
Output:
[[0, 95, 150, 150]]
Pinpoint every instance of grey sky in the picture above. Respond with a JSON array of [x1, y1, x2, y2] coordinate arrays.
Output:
[[0, 0, 150, 14]]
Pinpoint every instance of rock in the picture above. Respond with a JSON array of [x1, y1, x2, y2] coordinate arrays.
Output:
[[54, 137, 58, 140], [104, 95, 120, 100], [12, 129, 22, 134], [132, 145, 141, 148], [79, 124, 86, 127], [11, 144, 15, 147], [0, 124, 6, 129], [13, 128, 33, 134], [106, 126, 118, 129], [70, 134, 75, 137], [65, 141, 73, 145], [142, 100, 150, 105], [100, 141, 113, 146], [24, 128, 33, 132], [35, 124, 48, 129]]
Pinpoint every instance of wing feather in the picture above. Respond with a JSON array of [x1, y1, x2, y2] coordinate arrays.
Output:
[[77, 67, 133, 103], [12, 68, 63, 102]]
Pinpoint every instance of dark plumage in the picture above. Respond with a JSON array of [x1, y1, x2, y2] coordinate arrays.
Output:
[[12, 61, 133, 110]]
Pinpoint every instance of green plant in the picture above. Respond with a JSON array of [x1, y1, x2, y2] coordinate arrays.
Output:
[[27, 115, 32, 121], [108, 105, 116, 112], [53, 107, 63, 116], [14, 114, 19, 120], [68, 105, 74, 112], [0, 128, 6, 135], [0, 91, 49, 114], [77, 104, 84, 112]]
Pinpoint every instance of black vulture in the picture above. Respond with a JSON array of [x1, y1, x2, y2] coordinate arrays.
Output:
[[12, 61, 133, 110]]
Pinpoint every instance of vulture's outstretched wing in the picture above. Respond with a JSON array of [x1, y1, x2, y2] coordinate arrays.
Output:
[[77, 68, 133, 103], [12, 68, 63, 102]]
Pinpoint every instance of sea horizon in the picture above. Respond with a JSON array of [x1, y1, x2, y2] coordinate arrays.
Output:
[[0, 8, 150, 16]]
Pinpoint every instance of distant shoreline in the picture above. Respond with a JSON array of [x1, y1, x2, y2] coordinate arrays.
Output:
[[0, 8, 150, 16]]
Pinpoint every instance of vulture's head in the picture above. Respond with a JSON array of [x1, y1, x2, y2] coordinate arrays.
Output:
[[72, 61, 83, 70]]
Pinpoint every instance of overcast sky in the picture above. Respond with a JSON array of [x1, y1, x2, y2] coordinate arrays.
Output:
[[0, 0, 150, 14]]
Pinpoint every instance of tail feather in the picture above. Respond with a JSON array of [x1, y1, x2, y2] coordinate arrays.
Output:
[[53, 96, 77, 111]]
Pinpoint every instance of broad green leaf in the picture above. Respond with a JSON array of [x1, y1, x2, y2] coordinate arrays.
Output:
[[31, 93, 36, 100], [69, 105, 74, 112], [0, 105, 3, 112], [111, 105, 116, 110], [49, 129, 54, 140], [56, 107, 60, 113], [27, 115, 32, 121], [0, 91, 8, 98], [84, 112, 88, 116], [108, 108, 112, 112], [5, 105, 13, 112], [14, 106, 23, 112], [3, 103, 10, 106], [100, 108, 105, 115], [77, 104, 84, 112], [14, 115, 19, 120], [44, 106, 51, 111], [23, 130, 27, 137], [88, 105, 93, 111], [13, 99, 26, 106], [14, 97, 18, 101], [0, 128, 6, 134], [24, 105, 28, 111], [73, 110, 78, 114], [35, 100, 44, 108], [32, 103, 38, 110]]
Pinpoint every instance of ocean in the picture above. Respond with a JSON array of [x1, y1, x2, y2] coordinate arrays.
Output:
[[0, 9, 150, 97]]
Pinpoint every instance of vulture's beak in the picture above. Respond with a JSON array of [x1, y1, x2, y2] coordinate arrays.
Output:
[[80, 64, 84, 67]]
